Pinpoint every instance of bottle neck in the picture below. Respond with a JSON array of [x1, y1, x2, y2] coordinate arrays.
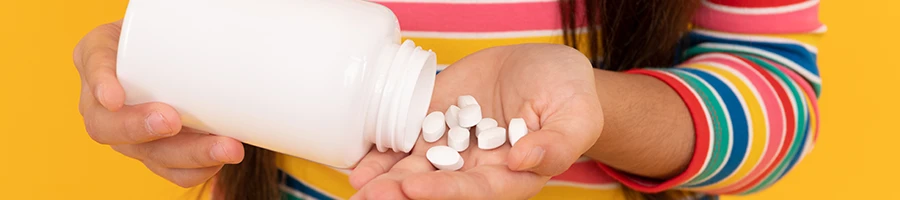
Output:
[[365, 40, 436, 153]]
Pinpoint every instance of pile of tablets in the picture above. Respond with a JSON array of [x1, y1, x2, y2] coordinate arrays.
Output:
[[422, 95, 529, 171]]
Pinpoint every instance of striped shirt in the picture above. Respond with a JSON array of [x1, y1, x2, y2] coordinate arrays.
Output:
[[273, 0, 824, 199]]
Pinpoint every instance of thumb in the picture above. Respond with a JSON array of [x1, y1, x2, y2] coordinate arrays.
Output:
[[75, 20, 126, 111], [506, 128, 586, 176]]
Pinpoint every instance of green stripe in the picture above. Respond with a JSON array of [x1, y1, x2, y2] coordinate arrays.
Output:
[[737, 55, 811, 194], [665, 69, 732, 185]]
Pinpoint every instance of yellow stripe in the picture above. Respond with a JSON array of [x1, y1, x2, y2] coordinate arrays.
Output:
[[686, 63, 769, 191], [403, 33, 593, 65], [278, 155, 357, 199], [805, 95, 818, 145], [531, 185, 625, 200], [755, 33, 823, 49]]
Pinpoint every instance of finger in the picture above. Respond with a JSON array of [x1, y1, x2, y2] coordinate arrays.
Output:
[[83, 101, 182, 145], [390, 154, 437, 173], [113, 132, 244, 168], [352, 175, 410, 200], [352, 154, 435, 200], [349, 148, 407, 190], [144, 162, 224, 188], [401, 165, 547, 200], [74, 20, 126, 111]]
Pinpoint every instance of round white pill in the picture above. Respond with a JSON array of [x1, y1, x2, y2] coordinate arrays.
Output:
[[475, 118, 498, 137], [422, 111, 446, 143], [426, 145, 464, 171], [508, 118, 528, 146], [458, 95, 478, 108], [445, 105, 461, 128], [448, 127, 470, 152], [477, 127, 506, 150], [458, 105, 482, 128]]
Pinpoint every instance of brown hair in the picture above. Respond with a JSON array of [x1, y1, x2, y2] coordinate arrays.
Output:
[[213, 0, 699, 199], [215, 144, 280, 200], [561, 0, 698, 71]]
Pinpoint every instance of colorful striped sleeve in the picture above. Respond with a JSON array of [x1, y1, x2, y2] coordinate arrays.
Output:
[[596, 0, 823, 195]]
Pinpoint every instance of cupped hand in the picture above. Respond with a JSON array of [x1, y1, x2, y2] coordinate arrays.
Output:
[[73, 20, 245, 187], [349, 44, 605, 199]]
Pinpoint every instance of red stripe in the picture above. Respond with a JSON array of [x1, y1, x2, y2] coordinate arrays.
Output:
[[374, 1, 585, 32], [550, 162, 617, 185], [708, 0, 808, 7], [595, 69, 712, 193]]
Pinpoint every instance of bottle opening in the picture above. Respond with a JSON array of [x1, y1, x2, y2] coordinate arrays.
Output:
[[399, 48, 436, 152]]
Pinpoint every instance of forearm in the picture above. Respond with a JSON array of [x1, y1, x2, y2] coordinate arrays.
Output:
[[584, 69, 694, 179], [579, 0, 823, 194]]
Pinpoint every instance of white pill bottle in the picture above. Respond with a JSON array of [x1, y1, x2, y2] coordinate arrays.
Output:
[[116, 0, 436, 168]]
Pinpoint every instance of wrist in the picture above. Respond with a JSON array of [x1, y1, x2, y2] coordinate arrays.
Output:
[[584, 69, 641, 163], [584, 69, 694, 179]]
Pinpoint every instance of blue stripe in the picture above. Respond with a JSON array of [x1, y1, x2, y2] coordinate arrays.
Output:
[[675, 68, 750, 188], [698, 194, 720, 200], [687, 31, 818, 77], [279, 170, 335, 200]]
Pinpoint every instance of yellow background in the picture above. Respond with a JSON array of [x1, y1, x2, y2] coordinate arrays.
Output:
[[0, 0, 896, 199]]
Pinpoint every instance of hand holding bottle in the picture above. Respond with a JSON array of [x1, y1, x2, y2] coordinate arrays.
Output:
[[73, 20, 245, 187], [349, 44, 606, 199]]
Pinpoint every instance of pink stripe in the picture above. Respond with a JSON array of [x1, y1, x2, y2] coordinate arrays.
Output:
[[693, 2, 822, 34], [373, 1, 585, 32], [687, 55, 788, 194], [550, 162, 617, 185], [687, 54, 787, 191]]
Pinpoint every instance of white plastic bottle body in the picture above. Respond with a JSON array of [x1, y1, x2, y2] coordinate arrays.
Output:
[[116, 0, 435, 168]]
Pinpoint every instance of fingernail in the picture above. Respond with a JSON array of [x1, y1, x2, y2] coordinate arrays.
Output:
[[94, 84, 107, 107], [210, 142, 237, 163], [517, 146, 545, 171], [145, 112, 173, 135]]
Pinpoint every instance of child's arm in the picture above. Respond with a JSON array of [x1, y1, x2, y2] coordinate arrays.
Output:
[[584, 0, 824, 194]]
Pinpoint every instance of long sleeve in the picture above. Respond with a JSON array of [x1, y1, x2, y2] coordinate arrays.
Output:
[[596, 0, 824, 195]]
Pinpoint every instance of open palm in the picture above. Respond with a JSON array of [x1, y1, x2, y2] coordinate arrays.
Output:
[[349, 44, 605, 200]]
